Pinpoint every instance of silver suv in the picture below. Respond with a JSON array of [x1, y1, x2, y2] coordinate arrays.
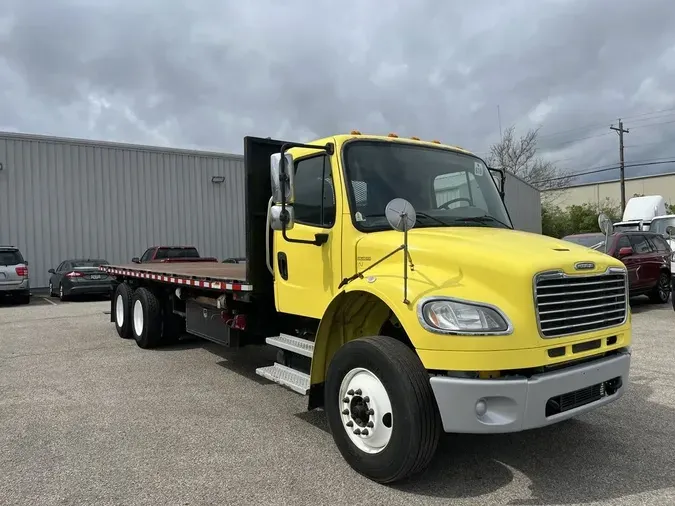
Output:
[[0, 246, 30, 304]]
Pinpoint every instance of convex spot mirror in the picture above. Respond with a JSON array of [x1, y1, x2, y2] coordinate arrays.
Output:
[[385, 198, 417, 232], [269, 205, 295, 231], [270, 152, 295, 205], [598, 213, 614, 235]]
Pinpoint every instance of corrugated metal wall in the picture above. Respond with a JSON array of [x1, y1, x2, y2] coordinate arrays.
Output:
[[502, 172, 542, 234], [0, 132, 246, 288]]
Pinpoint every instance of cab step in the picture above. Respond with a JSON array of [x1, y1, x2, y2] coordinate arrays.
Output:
[[255, 363, 310, 395], [265, 334, 315, 358]]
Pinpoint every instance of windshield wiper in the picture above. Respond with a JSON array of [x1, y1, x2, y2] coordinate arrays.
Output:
[[415, 212, 450, 227], [453, 215, 513, 229]]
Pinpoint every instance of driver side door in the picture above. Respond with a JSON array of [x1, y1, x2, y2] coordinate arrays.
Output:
[[273, 153, 343, 319]]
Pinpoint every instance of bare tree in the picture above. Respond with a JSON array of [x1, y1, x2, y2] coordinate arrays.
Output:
[[487, 126, 576, 204]]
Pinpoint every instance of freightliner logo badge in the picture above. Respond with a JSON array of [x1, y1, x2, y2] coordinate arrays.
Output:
[[574, 262, 595, 270]]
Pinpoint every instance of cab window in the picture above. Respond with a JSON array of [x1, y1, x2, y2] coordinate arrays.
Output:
[[293, 155, 336, 228]]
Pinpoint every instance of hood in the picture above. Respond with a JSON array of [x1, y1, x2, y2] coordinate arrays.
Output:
[[356, 227, 621, 282]]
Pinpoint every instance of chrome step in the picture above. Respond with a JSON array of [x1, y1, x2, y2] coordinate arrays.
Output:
[[255, 363, 310, 395], [265, 334, 315, 358]]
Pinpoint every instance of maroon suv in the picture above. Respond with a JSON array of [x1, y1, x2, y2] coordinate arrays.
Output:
[[563, 231, 672, 303]]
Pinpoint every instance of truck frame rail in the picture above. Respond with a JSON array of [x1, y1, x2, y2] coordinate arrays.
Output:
[[100, 262, 252, 292]]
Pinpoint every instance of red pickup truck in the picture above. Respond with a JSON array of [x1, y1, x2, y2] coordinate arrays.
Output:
[[132, 246, 218, 264]]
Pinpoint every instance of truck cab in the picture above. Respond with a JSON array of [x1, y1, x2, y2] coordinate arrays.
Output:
[[613, 194, 667, 231], [259, 132, 631, 482]]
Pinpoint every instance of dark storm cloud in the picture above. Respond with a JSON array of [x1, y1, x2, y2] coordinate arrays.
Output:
[[1, 0, 675, 182]]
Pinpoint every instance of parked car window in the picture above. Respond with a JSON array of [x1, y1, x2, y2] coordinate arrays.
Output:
[[71, 260, 109, 268], [0, 249, 23, 265], [649, 235, 671, 253], [616, 235, 631, 251], [628, 234, 653, 254], [56, 262, 65, 272], [157, 247, 200, 259], [140, 248, 154, 262], [293, 155, 336, 227]]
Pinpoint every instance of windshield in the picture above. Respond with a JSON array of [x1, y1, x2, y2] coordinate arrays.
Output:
[[650, 217, 675, 236], [342, 141, 512, 231], [562, 234, 606, 248]]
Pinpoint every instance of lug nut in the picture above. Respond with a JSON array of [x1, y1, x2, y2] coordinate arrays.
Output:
[[347, 389, 354, 395], [367, 409, 374, 415], [342, 409, 349, 415], [361, 429, 369, 436], [367, 421, 374, 428], [354, 428, 361, 435], [363, 396, 370, 402], [355, 389, 362, 395], [343, 397, 349, 403], [346, 421, 353, 427]]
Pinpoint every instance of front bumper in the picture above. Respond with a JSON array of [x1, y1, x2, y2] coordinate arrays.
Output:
[[429, 351, 630, 434]]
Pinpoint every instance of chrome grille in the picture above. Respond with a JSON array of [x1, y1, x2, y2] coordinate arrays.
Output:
[[535, 269, 628, 338]]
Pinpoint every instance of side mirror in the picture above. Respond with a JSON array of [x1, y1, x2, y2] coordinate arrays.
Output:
[[270, 152, 295, 204], [131, 257, 140, 264], [618, 246, 633, 258], [666, 225, 675, 238], [488, 167, 506, 200], [48, 268, 55, 274], [269, 204, 294, 231]]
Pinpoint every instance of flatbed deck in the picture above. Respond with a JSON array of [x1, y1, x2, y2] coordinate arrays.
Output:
[[101, 261, 252, 292]]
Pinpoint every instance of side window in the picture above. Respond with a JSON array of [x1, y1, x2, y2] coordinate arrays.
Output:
[[56, 262, 65, 272], [650, 235, 670, 252], [62, 262, 71, 272], [293, 155, 335, 227], [140, 248, 154, 262], [616, 236, 631, 250], [628, 234, 652, 254]]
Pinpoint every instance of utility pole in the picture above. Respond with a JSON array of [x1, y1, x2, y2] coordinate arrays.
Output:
[[610, 119, 629, 211]]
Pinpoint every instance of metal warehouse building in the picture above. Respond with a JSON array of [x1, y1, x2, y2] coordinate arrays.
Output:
[[0, 131, 245, 289], [0, 131, 541, 290]]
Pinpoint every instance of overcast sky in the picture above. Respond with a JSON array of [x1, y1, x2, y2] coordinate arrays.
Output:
[[1, 0, 675, 184]]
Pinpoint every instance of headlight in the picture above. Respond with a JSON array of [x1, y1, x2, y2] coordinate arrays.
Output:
[[418, 297, 512, 335]]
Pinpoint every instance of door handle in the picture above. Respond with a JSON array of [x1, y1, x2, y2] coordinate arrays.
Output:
[[277, 252, 289, 280]]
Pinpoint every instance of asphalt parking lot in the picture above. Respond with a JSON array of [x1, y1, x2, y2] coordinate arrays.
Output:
[[1, 297, 674, 506]]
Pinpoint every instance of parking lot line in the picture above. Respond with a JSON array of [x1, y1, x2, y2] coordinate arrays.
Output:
[[41, 297, 57, 306]]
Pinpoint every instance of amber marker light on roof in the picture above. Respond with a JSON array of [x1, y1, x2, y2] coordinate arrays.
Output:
[[388, 133, 399, 138], [350, 130, 361, 135]]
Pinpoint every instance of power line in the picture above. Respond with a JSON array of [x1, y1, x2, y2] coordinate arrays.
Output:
[[533, 158, 675, 184]]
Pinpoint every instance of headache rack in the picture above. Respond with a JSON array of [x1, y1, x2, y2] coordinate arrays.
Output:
[[534, 267, 628, 338]]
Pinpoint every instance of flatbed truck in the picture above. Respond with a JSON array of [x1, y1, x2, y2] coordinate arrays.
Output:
[[103, 132, 632, 484]]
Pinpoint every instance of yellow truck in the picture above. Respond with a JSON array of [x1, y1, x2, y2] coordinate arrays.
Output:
[[103, 132, 632, 484]]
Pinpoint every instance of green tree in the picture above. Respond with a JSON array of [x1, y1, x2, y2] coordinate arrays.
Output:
[[541, 198, 621, 238]]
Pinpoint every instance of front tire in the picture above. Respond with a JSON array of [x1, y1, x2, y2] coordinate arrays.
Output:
[[325, 336, 441, 484], [131, 287, 162, 349]]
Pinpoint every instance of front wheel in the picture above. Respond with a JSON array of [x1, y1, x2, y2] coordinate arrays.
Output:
[[324, 336, 441, 484]]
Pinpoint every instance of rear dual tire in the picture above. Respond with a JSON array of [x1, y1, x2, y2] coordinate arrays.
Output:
[[325, 336, 441, 484], [113, 282, 181, 348]]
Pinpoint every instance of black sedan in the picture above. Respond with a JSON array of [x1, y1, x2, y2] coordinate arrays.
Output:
[[48, 259, 113, 301]]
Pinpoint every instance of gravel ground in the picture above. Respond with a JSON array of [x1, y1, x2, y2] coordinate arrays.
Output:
[[0, 297, 673, 506]]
